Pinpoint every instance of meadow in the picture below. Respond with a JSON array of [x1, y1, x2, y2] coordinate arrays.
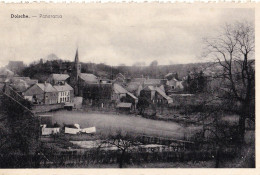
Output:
[[44, 110, 202, 140]]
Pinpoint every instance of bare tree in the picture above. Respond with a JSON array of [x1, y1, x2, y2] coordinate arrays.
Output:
[[203, 21, 255, 141], [98, 130, 140, 168]]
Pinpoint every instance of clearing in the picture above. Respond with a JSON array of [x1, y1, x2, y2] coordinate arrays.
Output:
[[43, 110, 201, 140]]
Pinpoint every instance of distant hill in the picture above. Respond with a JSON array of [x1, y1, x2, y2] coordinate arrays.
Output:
[[21, 57, 219, 82]]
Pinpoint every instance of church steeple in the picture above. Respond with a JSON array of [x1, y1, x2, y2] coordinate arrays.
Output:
[[74, 48, 81, 81], [70, 48, 81, 96]]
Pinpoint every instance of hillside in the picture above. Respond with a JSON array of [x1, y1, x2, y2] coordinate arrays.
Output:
[[21, 57, 218, 82]]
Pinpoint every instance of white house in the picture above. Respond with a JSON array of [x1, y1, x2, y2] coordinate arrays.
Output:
[[53, 83, 74, 103]]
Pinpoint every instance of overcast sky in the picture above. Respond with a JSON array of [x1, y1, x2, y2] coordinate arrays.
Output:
[[0, 5, 254, 67]]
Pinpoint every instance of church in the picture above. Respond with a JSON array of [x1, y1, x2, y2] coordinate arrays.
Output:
[[69, 49, 113, 108]]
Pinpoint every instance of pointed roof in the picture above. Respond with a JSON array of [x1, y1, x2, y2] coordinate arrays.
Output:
[[75, 48, 79, 64], [155, 87, 173, 104], [37, 83, 57, 93], [114, 83, 128, 94]]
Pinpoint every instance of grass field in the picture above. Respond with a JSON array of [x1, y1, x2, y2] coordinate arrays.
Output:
[[44, 110, 202, 140]]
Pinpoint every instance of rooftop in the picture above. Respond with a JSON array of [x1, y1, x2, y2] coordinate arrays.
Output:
[[53, 83, 73, 92], [37, 83, 57, 93], [79, 73, 98, 83]]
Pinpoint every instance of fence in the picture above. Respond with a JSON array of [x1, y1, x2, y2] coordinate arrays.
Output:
[[135, 135, 195, 150], [37, 148, 236, 168]]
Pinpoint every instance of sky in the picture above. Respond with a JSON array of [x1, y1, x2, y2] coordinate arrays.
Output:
[[0, 5, 254, 67]]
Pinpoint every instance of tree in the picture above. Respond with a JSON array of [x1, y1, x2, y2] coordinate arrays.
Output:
[[203, 21, 255, 141], [98, 130, 140, 168], [0, 92, 40, 167], [149, 60, 159, 78], [186, 69, 207, 94], [136, 96, 149, 116]]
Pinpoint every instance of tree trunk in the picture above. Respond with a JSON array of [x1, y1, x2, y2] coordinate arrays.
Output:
[[215, 147, 220, 168], [239, 114, 246, 143], [239, 102, 249, 142], [119, 150, 125, 168]]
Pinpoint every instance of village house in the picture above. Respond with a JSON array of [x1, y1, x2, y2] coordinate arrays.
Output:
[[113, 73, 126, 85], [47, 73, 74, 104], [23, 83, 58, 105], [112, 83, 138, 109], [139, 85, 173, 107], [53, 83, 74, 103]]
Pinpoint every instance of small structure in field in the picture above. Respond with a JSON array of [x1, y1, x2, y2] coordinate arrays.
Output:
[[81, 127, 96, 134], [64, 124, 81, 135], [64, 124, 96, 134], [41, 124, 60, 136]]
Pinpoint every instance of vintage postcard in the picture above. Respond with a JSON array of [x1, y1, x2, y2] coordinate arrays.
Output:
[[0, 2, 259, 175]]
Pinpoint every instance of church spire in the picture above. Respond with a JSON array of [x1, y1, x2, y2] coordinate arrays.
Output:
[[71, 48, 81, 96], [75, 48, 79, 65], [74, 48, 81, 80]]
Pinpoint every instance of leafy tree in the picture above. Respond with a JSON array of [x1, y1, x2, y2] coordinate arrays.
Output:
[[136, 96, 149, 116], [0, 91, 40, 167]]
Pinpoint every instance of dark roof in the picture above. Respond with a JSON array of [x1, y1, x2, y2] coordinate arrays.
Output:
[[79, 73, 98, 83]]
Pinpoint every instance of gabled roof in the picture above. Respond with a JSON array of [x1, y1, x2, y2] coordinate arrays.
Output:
[[79, 73, 98, 83], [143, 85, 155, 91], [53, 83, 73, 92], [127, 92, 138, 100], [50, 74, 70, 81], [114, 83, 138, 100], [37, 83, 57, 93], [114, 83, 128, 94], [126, 82, 141, 92], [116, 73, 126, 80], [155, 87, 173, 103]]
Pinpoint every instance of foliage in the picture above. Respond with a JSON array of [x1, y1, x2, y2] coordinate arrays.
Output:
[[136, 96, 150, 116], [186, 69, 207, 93], [0, 94, 40, 168]]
